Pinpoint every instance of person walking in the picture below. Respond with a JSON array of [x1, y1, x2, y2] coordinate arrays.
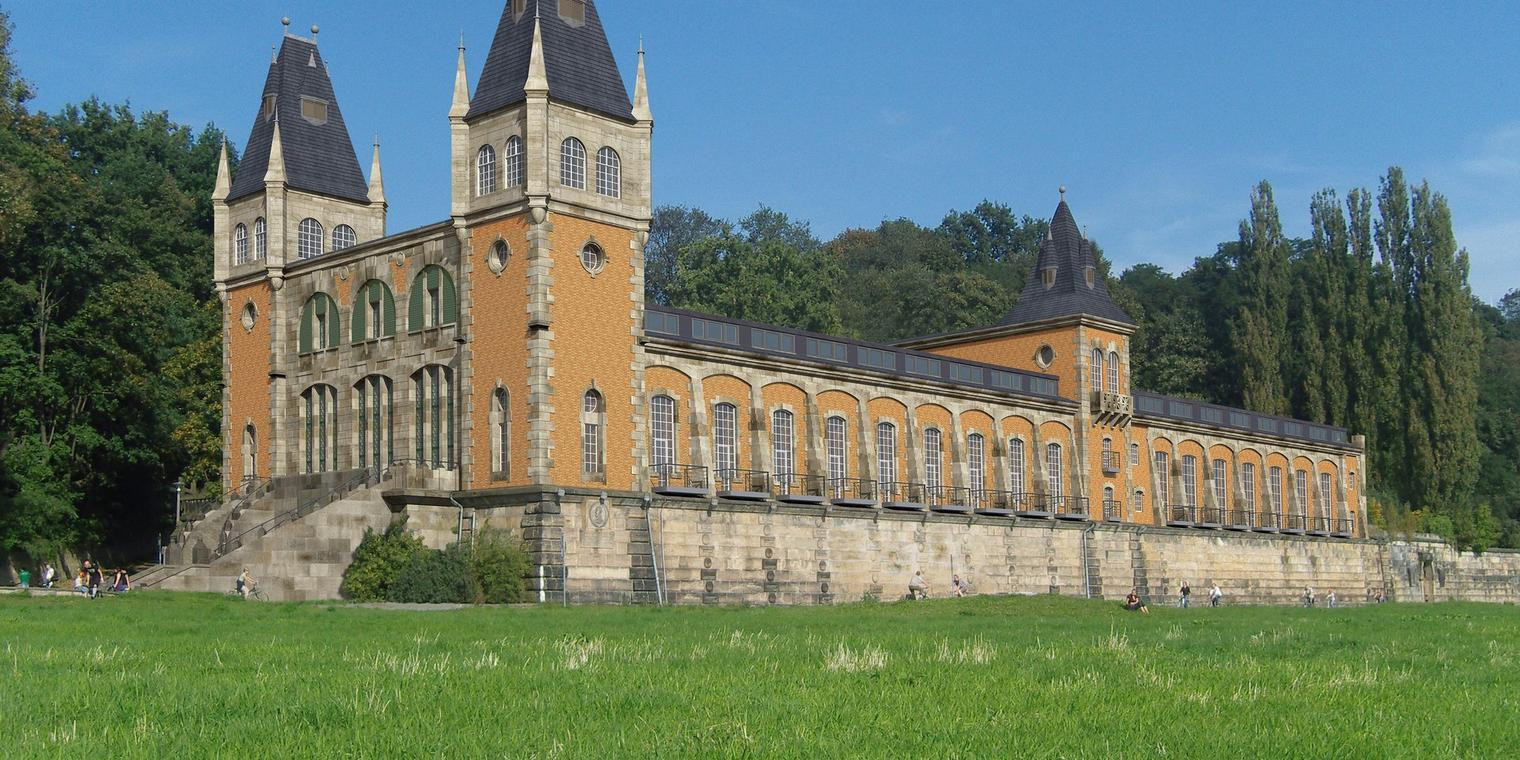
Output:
[[1326, 589, 1337, 608], [41, 562, 55, 589], [17, 567, 29, 588], [84, 560, 103, 599], [1303, 586, 1316, 608], [1179, 580, 1192, 609], [1209, 583, 1223, 608]]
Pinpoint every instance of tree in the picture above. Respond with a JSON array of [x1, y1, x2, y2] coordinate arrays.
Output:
[[645, 205, 730, 306], [1231, 181, 1291, 416]]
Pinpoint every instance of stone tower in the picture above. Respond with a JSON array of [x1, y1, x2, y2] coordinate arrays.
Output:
[[453, 0, 653, 492], [213, 23, 383, 487]]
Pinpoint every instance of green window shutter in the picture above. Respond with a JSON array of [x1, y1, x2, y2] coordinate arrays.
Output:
[[299, 299, 313, 353], [326, 294, 340, 348], [350, 284, 367, 343], [408, 276, 424, 331], [442, 269, 458, 326], [381, 282, 396, 337]]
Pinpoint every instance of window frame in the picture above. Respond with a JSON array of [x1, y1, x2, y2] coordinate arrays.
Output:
[[651, 395, 677, 469], [1009, 437, 1026, 494], [477, 144, 498, 196], [923, 428, 943, 490], [876, 422, 897, 484], [595, 146, 621, 198], [712, 402, 738, 476], [298, 217, 324, 259], [1046, 442, 1064, 500], [825, 416, 847, 482], [332, 224, 357, 252], [967, 432, 985, 495], [234, 223, 249, 264], [560, 137, 587, 190], [771, 409, 794, 478], [582, 390, 605, 479], [504, 136, 524, 188]]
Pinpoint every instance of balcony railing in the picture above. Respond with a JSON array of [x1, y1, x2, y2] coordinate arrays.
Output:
[[928, 484, 974, 513], [827, 477, 878, 507], [1254, 510, 1280, 532], [651, 463, 709, 496], [715, 468, 771, 500], [1053, 496, 1090, 520], [973, 489, 1026, 515], [1307, 514, 1331, 535], [1167, 504, 1195, 525], [1225, 509, 1253, 530], [773, 473, 826, 504], [881, 481, 927, 510], [1331, 518, 1354, 537], [1101, 499, 1122, 522], [1101, 450, 1122, 475], [1015, 492, 1055, 517], [1091, 390, 1134, 418], [1196, 505, 1223, 527], [1283, 512, 1307, 533]]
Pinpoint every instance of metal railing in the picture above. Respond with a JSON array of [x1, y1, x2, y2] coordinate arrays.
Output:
[[1197, 505, 1223, 525], [1308, 515, 1331, 534], [1226, 509, 1253, 527], [880, 481, 928, 506], [1053, 496, 1090, 519], [715, 468, 771, 495], [1168, 504, 1196, 523], [827, 477, 877, 503], [1101, 499, 1122, 521], [1256, 510, 1280, 530], [1284, 512, 1307, 532], [772, 473, 825, 500], [1331, 518, 1354, 536], [1101, 450, 1122, 474], [651, 463, 709, 492], [927, 484, 973, 510], [214, 468, 374, 560], [975, 489, 1025, 512]]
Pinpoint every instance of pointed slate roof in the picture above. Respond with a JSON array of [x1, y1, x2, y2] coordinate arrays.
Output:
[[1001, 196, 1134, 326], [467, 0, 634, 122], [228, 35, 369, 204]]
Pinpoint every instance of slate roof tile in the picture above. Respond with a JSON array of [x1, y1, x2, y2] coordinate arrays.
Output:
[[467, 0, 634, 122]]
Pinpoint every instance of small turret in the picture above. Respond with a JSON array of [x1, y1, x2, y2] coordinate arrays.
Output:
[[212, 140, 231, 202], [632, 40, 652, 124], [263, 118, 287, 185], [524, 16, 548, 95]]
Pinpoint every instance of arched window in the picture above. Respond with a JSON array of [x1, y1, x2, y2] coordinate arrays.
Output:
[[967, 432, 985, 495], [924, 428, 943, 490], [560, 137, 586, 189], [1241, 462, 1258, 513], [332, 224, 357, 251], [503, 136, 524, 188], [477, 144, 497, 196], [1107, 351, 1120, 393], [234, 223, 249, 265], [1102, 437, 1114, 471], [1008, 437, 1026, 494], [1132, 488, 1144, 513], [712, 402, 738, 477], [876, 422, 897, 484], [580, 242, 605, 274], [1129, 442, 1139, 465], [298, 217, 324, 259], [242, 425, 258, 481], [1268, 466, 1285, 517], [582, 390, 604, 478], [1104, 484, 1115, 508], [651, 395, 677, 471], [355, 375, 392, 469], [595, 146, 620, 198], [492, 388, 510, 478], [1154, 451, 1170, 506], [301, 384, 339, 473], [408, 265, 457, 330], [413, 365, 455, 470], [1046, 442, 1064, 500], [253, 217, 267, 259], [351, 280, 396, 342], [771, 409, 794, 477], [1090, 348, 1103, 390], [1317, 471, 1332, 520], [825, 416, 847, 482], [1182, 455, 1198, 507], [1212, 458, 1228, 508], [1294, 469, 1309, 520], [298, 293, 340, 353]]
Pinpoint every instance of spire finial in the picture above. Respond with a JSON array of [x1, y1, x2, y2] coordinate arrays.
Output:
[[281, 16, 290, 31], [310, 24, 319, 40], [458, 31, 465, 52], [524, 15, 549, 95], [450, 36, 471, 118], [1059, 185, 1067, 201], [271, 44, 277, 63], [633, 37, 652, 123]]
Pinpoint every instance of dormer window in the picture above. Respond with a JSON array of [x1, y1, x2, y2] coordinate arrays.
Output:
[[512, 0, 527, 19], [1041, 266, 1057, 288], [262, 94, 276, 120], [1084, 265, 1096, 288], [300, 96, 328, 126], [560, 0, 586, 25]]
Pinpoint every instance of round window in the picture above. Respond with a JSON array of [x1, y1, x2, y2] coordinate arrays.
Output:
[[580, 242, 605, 274], [487, 239, 510, 275], [1036, 345, 1055, 367], [239, 302, 258, 332]]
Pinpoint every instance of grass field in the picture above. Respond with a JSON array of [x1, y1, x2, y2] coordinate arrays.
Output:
[[1, 592, 1516, 759]]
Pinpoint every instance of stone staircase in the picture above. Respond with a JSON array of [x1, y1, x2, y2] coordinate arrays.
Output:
[[1081, 526, 1104, 599], [1129, 531, 1152, 601], [627, 508, 660, 604]]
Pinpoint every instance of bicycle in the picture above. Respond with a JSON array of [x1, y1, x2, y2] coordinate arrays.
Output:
[[229, 582, 267, 601]]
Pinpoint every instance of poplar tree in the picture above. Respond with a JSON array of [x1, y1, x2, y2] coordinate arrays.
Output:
[[1372, 170, 1413, 501], [1231, 181, 1291, 416], [1342, 188, 1376, 446]]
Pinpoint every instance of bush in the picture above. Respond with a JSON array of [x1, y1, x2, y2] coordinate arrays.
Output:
[[471, 536, 532, 604], [386, 543, 476, 604], [340, 521, 426, 602]]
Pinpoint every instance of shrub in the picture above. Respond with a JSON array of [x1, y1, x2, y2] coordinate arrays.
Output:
[[471, 536, 532, 604], [340, 521, 426, 602], [386, 543, 476, 604]]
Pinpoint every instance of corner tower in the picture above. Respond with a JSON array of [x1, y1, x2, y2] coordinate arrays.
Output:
[[455, 0, 653, 493]]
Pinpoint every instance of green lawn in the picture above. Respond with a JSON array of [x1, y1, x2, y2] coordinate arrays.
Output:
[[1, 592, 1515, 759]]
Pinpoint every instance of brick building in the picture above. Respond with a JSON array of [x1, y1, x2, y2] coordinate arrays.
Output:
[[198, 1, 1369, 601]]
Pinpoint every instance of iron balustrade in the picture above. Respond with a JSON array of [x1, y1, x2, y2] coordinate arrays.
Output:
[[1102, 499, 1122, 521], [827, 477, 878, 504], [1101, 450, 1122, 475], [1307, 515, 1331, 534], [1332, 518, 1354, 536], [1053, 496, 1090, 519], [1284, 512, 1307, 532], [1168, 504, 1195, 524], [879, 481, 927, 506], [715, 468, 772, 496], [927, 484, 973, 511], [772, 473, 825, 500], [974, 489, 1025, 513], [1257, 511, 1280, 530], [1226, 509, 1254, 528], [1197, 505, 1224, 525], [651, 463, 709, 492]]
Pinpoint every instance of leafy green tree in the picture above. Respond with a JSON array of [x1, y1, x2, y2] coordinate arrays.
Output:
[[1231, 181, 1292, 416], [645, 205, 730, 306]]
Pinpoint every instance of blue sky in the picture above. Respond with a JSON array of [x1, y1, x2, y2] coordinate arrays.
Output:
[[8, 1, 1518, 302]]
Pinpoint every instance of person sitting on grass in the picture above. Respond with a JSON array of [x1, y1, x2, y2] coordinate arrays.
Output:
[[1123, 589, 1149, 613], [908, 570, 929, 600], [951, 574, 968, 598], [112, 568, 130, 594], [74, 570, 87, 595]]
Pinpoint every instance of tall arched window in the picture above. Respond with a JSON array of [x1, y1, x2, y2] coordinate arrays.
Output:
[[242, 424, 258, 481], [332, 224, 357, 251], [560, 137, 586, 189], [1107, 351, 1120, 393], [477, 144, 497, 195], [876, 422, 897, 484], [595, 146, 620, 198], [1104, 484, 1115, 508], [1132, 488, 1143, 513], [1268, 466, 1285, 517], [356, 375, 392, 470], [1317, 472, 1332, 521], [234, 223, 249, 265], [1154, 451, 1170, 505], [298, 217, 324, 259], [651, 395, 676, 471], [825, 416, 847, 482], [1129, 442, 1139, 465], [712, 402, 737, 477], [1294, 469, 1310, 521], [967, 432, 985, 495], [771, 409, 794, 477], [413, 366, 454, 470], [1182, 455, 1198, 507], [1102, 437, 1114, 471], [1090, 348, 1103, 390], [1009, 437, 1026, 494], [492, 388, 511, 478], [298, 293, 340, 353], [253, 217, 267, 259], [408, 265, 457, 330], [1241, 462, 1258, 513], [924, 428, 943, 489], [582, 390, 605, 478], [351, 280, 396, 342], [301, 384, 339, 473], [503, 136, 524, 188], [1212, 458, 1228, 508], [1046, 442, 1064, 500]]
